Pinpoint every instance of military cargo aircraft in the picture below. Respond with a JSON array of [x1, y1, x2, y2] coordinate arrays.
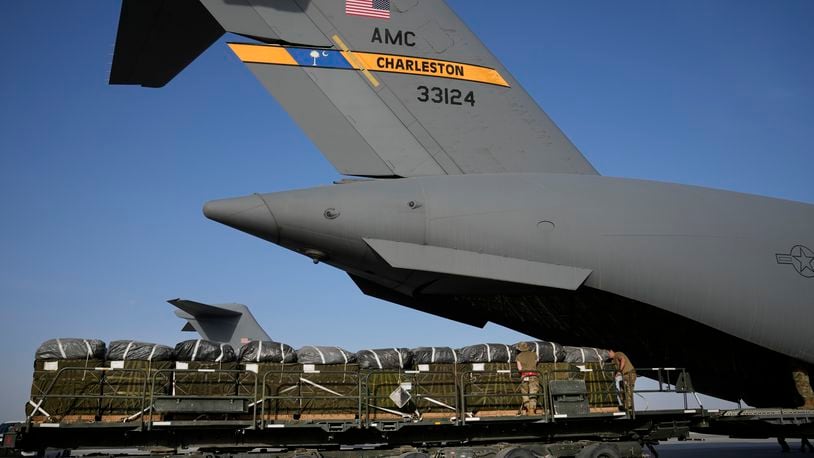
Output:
[[110, 0, 813, 407]]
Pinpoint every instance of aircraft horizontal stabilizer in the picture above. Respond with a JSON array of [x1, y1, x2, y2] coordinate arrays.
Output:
[[170, 298, 242, 317], [363, 239, 592, 291], [109, 0, 224, 88]]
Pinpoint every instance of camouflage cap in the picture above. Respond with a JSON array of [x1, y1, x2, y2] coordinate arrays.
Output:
[[516, 342, 531, 352]]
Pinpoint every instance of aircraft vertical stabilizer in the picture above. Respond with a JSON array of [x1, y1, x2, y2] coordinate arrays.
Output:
[[110, 0, 598, 177]]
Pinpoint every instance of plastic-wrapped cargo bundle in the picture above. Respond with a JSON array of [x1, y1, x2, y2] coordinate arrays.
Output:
[[562, 346, 610, 364], [237, 342, 295, 416], [411, 347, 459, 365], [269, 364, 361, 421], [512, 341, 564, 363], [173, 339, 237, 397], [102, 340, 175, 419], [174, 339, 236, 362], [358, 348, 417, 419], [356, 348, 412, 370], [455, 343, 515, 414], [457, 343, 514, 364], [296, 346, 356, 365], [106, 340, 173, 361], [559, 347, 615, 409], [35, 338, 106, 361], [411, 346, 460, 394], [239, 340, 296, 363], [256, 346, 359, 421], [28, 338, 107, 421], [400, 348, 459, 418]]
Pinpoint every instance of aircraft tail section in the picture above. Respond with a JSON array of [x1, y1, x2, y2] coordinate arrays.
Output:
[[111, 0, 598, 177], [168, 298, 270, 349]]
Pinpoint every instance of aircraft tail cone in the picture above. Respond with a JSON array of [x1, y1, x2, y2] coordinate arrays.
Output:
[[203, 194, 279, 243]]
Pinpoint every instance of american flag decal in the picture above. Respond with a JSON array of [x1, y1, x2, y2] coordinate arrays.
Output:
[[346, 0, 390, 19]]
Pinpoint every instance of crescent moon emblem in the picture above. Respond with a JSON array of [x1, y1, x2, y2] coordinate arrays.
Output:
[[322, 51, 330, 57]]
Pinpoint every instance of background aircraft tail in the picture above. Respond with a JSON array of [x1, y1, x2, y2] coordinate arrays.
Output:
[[168, 298, 270, 349]]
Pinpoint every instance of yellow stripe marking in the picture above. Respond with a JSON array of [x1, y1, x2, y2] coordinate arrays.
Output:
[[228, 43, 510, 87], [354, 52, 509, 87], [331, 35, 380, 88], [228, 43, 297, 66]]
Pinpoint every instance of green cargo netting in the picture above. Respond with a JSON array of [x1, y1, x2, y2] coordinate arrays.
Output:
[[582, 362, 618, 408], [235, 365, 262, 398], [257, 363, 360, 420], [100, 360, 174, 417], [364, 370, 417, 419], [26, 345, 620, 423], [172, 361, 239, 397], [538, 362, 581, 382], [27, 359, 105, 421], [459, 362, 518, 414], [404, 366, 459, 418], [459, 362, 582, 415]]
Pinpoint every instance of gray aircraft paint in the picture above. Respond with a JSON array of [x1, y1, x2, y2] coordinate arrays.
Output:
[[194, 0, 597, 177], [203, 174, 814, 364], [109, 0, 814, 405]]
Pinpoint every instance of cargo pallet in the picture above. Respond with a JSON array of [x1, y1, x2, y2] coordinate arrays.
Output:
[[7, 366, 814, 457]]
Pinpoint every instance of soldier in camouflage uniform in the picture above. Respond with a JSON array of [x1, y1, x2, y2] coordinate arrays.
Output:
[[609, 349, 636, 412], [516, 342, 539, 415], [792, 363, 814, 410]]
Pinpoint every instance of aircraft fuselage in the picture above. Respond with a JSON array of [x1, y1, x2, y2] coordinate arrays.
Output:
[[204, 173, 814, 406]]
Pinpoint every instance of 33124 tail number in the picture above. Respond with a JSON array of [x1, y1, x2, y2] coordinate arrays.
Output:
[[417, 86, 475, 107]]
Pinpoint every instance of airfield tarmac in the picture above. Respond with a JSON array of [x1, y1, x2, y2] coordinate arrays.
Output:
[[654, 433, 802, 457], [58, 435, 800, 458]]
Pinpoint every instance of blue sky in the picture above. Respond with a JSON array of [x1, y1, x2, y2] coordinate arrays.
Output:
[[1, 1, 812, 420]]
